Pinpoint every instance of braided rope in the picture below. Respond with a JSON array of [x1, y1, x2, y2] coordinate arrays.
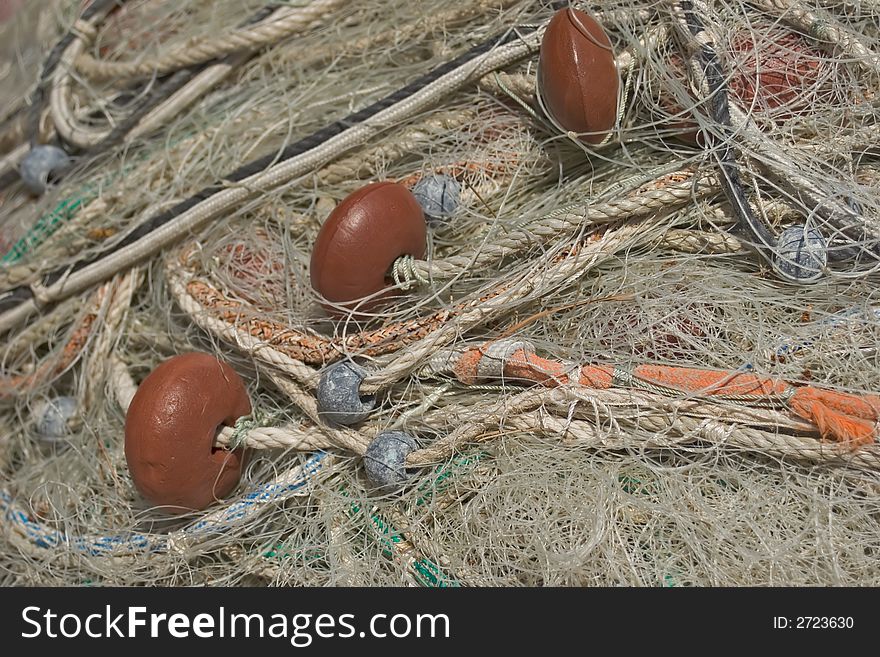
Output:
[[447, 338, 880, 445], [108, 357, 138, 412], [674, 0, 879, 269], [166, 258, 458, 373], [49, 4, 300, 150], [312, 109, 479, 186], [674, 0, 780, 262], [660, 227, 743, 253], [83, 268, 142, 409], [48, 31, 106, 148], [279, 0, 524, 72], [412, 168, 718, 280], [0, 281, 110, 398], [391, 254, 431, 290], [508, 412, 880, 470], [362, 220, 667, 392], [0, 452, 330, 558], [478, 71, 536, 98], [724, 101, 880, 265], [109, 354, 358, 453], [167, 218, 661, 398]]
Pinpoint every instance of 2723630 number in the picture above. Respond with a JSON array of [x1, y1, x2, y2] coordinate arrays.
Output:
[[796, 617, 853, 629]]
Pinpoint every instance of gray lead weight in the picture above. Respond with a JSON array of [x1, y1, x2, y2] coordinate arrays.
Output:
[[317, 361, 375, 426], [412, 174, 461, 222], [33, 396, 78, 442], [774, 225, 827, 283], [364, 431, 419, 492], [19, 145, 71, 195]]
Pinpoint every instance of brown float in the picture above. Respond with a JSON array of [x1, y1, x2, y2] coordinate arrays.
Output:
[[310, 181, 426, 315], [124, 352, 251, 512], [538, 7, 619, 145]]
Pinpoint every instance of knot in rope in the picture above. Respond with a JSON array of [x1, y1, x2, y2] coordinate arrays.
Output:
[[228, 409, 272, 450], [452, 339, 537, 385], [71, 19, 99, 43], [391, 254, 429, 291], [808, 17, 830, 41]]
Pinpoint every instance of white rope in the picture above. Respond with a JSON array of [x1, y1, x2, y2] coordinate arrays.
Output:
[[83, 268, 141, 409], [361, 219, 666, 393], [49, 5, 297, 150], [404, 381, 880, 469], [411, 168, 719, 281]]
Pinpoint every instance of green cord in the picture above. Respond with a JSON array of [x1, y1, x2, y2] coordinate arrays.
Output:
[[2, 127, 200, 263], [2, 195, 88, 263], [257, 460, 466, 587], [345, 488, 459, 588]]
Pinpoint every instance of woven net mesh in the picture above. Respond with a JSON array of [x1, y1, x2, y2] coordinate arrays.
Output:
[[2, 0, 880, 586]]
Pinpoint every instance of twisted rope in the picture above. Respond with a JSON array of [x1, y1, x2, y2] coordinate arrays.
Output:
[[674, 0, 879, 268], [445, 339, 880, 447], [751, 0, 880, 77], [73, 0, 348, 81], [49, 4, 297, 150], [674, 0, 779, 264], [83, 267, 142, 409], [0, 452, 331, 558], [168, 217, 665, 397], [404, 380, 880, 470], [391, 254, 431, 290], [411, 168, 718, 280]]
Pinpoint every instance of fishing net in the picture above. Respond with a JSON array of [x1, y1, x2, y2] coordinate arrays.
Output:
[[2, 0, 880, 586]]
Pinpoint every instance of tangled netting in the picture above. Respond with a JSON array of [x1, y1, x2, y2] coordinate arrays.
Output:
[[2, 0, 880, 586]]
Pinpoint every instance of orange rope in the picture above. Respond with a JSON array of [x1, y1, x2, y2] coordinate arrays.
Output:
[[632, 364, 789, 398], [454, 343, 879, 448]]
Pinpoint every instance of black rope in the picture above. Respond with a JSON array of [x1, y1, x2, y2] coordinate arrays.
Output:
[[0, 169, 19, 191], [681, 1, 879, 267], [0, 0, 128, 197], [679, 1, 777, 258], [87, 67, 206, 153], [82, 3, 282, 154]]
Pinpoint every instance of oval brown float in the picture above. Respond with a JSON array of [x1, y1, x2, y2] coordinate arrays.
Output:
[[538, 8, 619, 145], [310, 181, 426, 315], [124, 352, 251, 512]]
